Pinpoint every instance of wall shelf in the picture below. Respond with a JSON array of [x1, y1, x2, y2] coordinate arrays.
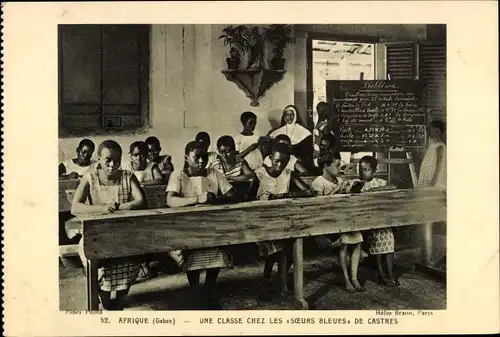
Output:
[[221, 69, 286, 107]]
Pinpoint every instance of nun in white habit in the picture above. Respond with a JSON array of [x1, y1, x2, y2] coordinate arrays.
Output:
[[269, 105, 314, 168]]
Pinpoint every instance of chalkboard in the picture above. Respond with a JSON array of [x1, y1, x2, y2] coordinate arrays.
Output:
[[326, 80, 427, 153]]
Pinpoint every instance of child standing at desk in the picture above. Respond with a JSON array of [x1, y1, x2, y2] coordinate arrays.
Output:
[[252, 142, 313, 298], [71, 140, 146, 310], [234, 111, 263, 170], [312, 152, 365, 293], [166, 141, 235, 309], [356, 155, 399, 287], [59, 139, 96, 179]]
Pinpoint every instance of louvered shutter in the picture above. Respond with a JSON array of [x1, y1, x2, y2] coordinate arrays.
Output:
[[386, 43, 417, 79], [419, 42, 446, 121]]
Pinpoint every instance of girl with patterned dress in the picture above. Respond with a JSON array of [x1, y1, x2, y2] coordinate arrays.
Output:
[[311, 152, 366, 293], [71, 140, 146, 310], [251, 142, 314, 298], [166, 141, 235, 308], [234, 111, 264, 170], [59, 139, 97, 179], [355, 155, 399, 287]]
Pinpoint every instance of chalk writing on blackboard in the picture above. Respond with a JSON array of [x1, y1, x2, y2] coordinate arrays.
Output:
[[326, 80, 427, 152]]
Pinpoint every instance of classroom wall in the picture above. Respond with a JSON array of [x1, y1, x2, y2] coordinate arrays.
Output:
[[58, 24, 294, 169], [58, 24, 428, 170]]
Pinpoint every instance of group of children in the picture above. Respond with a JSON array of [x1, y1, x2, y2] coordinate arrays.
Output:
[[60, 104, 402, 310]]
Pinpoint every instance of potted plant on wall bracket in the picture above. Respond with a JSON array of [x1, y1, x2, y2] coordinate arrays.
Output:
[[264, 24, 295, 70], [218, 25, 249, 69]]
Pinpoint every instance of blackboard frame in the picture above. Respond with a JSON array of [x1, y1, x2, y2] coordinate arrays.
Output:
[[326, 79, 428, 154]]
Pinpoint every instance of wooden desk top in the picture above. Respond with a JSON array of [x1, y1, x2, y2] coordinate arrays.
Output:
[[79, 188, 446, 260]]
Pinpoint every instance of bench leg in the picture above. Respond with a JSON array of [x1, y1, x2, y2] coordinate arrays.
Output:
[[292, 238, 308, 310], [278, 247, 288, 295], [87, 259, 100, 310], [420, 222, 433, 266]]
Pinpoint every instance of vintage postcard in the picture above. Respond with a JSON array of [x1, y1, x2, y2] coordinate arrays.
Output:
[[2, 1, 499, 335]]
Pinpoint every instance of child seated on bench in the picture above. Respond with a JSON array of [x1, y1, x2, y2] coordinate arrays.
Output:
[[252, 142, 313, 299], [312, 152, 365, 293], [263, 134, 308, 175], [59, 139, 96, 179], [122, 141, 164, 185], [145, 136, 174, 182], [166, 141, 236, 309], [71, 140, 146, 310], [355, 155, 399, 287]]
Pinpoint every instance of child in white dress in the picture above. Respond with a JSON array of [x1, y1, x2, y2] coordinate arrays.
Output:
[[122, 141, 164, 185], [71, 140, 146, 310], [312, 152, 365, 292], [356, 156, 399, 287], [166, 141, 235, 309], [262, 134, 308, 174], [59, 139, 96, 179], [234, 111, 263, 170], [252, 142, 314, 298]]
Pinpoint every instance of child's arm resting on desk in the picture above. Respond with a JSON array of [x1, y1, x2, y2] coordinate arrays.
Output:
[[120, 175, 146, 210], [281, 172, 314, 199], [165, 171, 198, 207], [227, 160, 254, 182], [71, 176, 117, 214]]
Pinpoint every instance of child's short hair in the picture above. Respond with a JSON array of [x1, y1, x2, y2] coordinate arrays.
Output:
[[216, 135, 236, 151], [78, 139, 95, 151], [185, 140, 206, 155], [98, 140, 122, 157], [359, 155, 378, 171], [275, 134, 292, 145], [195, 132, 210, 143], [145, 136, 161, 148], [240, 111, 257, 125], [129, 141, 148, 155], [272, 142, 291, 156], [316, 102, 331, 117], [317, 151, 341, 170]]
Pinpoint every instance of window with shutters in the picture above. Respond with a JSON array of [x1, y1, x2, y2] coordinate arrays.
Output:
[[58, 25, 150, 136], [418, 42, 446, 121], [385, 41, 446, 120]]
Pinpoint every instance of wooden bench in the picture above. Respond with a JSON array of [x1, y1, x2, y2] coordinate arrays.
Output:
[[74, 187, 446, 310]]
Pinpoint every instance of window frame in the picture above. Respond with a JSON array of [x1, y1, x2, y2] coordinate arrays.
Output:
[[58, 24, 151, 137]]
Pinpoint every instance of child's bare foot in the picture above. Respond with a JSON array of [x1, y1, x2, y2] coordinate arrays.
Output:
[[344, 280, 356, 293], [352, 279, 365, 292]]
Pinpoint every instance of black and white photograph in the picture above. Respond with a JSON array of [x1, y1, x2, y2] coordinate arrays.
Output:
[[4, 1, 500, 335], [57, 23, 447, 311]]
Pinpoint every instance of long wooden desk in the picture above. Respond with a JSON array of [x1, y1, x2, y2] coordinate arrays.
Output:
[[74, 187, 446, 310]]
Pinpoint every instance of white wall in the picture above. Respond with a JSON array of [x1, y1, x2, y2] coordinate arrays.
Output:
[[59, 24, 294, 169], [58, 24, 427, 169]]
